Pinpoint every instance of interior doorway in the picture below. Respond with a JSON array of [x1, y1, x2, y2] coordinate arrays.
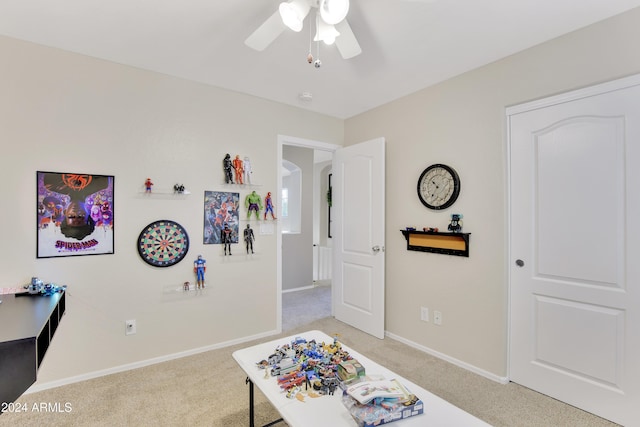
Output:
[[277, 135, 340, 332]]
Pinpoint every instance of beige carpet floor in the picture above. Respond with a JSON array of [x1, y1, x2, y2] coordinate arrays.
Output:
[[0, 313, 619, 427]]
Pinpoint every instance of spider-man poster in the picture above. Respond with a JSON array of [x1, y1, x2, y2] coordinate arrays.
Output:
[[37, 171, 114, 258], [203, 191, 239, 244]]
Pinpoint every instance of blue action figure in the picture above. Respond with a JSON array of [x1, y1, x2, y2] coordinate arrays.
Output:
[[264, 192, 277, 220], [193, 255, 207, 288]]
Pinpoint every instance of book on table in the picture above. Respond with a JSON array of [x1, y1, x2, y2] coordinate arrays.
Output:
[[346, 379, 408, 405]]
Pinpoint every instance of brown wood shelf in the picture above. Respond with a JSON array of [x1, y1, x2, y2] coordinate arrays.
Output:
[[400, 230, 470, 257]]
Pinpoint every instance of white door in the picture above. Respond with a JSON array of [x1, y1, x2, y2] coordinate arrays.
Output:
[[508, 75, 640, 426], [332, 138, 385, 339]]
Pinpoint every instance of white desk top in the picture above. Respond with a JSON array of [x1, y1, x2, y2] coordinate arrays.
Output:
[[232, 330, 490, 427]]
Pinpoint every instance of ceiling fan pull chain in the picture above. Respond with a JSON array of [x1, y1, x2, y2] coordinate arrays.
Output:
[[307, 12, 314, 64]]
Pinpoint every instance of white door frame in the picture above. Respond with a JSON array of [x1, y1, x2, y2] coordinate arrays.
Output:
[[506, 73, 640, 378], [506, 74, 640, 425], [277, 134, 341, 332]]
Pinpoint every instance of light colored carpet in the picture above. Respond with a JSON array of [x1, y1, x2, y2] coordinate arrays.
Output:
[[282, 281, 331, 332], [0, 285, 619, 427]]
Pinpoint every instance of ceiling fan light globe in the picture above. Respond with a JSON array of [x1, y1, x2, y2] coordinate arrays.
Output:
[[320, 0, 349, 25], [279, 2, 304, 32], [314, 20, 340, 45]]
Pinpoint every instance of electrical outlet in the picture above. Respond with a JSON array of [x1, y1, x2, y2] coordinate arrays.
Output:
[[126, 319, 137, 335], [420, 307, 429, 322], [433, 311, 442, 325]]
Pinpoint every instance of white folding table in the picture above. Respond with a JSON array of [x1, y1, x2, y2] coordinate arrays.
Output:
[[232, 330, 490, 427]]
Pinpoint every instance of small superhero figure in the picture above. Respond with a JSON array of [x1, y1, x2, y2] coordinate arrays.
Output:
[[245, 191, 262, 220], [243, 156, 252, 185], [233, 155, 244, 184], [223, 154, 233, 184], [221, 223, 233, 255], [264, 192, 277, 220], [144, 178, 153, 193], [193, 255, 206, 288], [244, 224, 255, 254], [448, 214, 463, 233]]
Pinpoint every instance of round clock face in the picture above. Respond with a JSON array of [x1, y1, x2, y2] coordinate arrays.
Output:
[[137, 220, 189, 267], [417, 164, 461, 210]]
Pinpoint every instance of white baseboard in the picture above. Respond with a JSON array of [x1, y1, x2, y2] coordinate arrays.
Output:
[[384, 331, 509, 385], [282, 284, 315, 293], [27, 327, 508, 395], [25, 328, 280, 395]]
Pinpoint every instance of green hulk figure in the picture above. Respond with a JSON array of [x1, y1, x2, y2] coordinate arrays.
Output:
[[245, 191, 262, 220]]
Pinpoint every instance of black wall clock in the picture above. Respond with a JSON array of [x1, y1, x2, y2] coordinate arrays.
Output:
[[417, 164, 461, 210], [137, 220, 189, 267]]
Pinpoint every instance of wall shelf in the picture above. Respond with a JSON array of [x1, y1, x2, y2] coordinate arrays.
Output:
[[400, 230, 471, 257], [0, 291, 66, 404]]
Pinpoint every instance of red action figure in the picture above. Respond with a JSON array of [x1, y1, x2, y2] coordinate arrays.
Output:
[[233, 155, 244, 185], [144, 178, 154, 193]]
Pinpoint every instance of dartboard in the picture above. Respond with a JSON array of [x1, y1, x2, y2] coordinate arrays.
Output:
[[137, 220, 189, 267]]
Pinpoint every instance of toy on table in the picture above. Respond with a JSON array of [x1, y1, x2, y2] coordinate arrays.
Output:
[[264, 192, 277, 220], [223, 154, 233, 184], [233, 155, 244, 184], [244, 224, 255, 254], [255, 335, 354, 400], [448, 214, 463, 233], [144, 178, 153, 193], [221, 223, 233, 255], [174, 183, 185, 194], [193, 255, 206, 288], [245, 191, 262, 220]]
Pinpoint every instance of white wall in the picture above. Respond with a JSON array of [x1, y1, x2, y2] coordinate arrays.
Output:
[[0, 35, 343, 385], [345, 7, 640, 377]]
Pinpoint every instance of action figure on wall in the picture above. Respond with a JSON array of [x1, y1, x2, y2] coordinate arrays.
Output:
[[233, 155, 244, 185], [223, 154, 233, 184], [193, 255, 207, 288], [244, 224, 255, 254], [245, 190, 262, 220], [221, 223, 233, 255], [243, 156, 252, 185], [144, 177, 154, 193], [264, 192, 277, 220], [448, 214, 463, 233]]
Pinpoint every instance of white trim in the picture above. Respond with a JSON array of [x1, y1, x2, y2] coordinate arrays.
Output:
[[385, 331, 509, 385], [27, 326, 507, 394], [282, 284, 315, 293], [506, 73, 640, 116], [504, 72, 640, 383], [25, 328, 280, 394]]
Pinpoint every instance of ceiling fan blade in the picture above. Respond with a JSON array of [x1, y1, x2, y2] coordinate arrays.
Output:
[[334, 19, 361, 59], [245, 10, 287, 51]]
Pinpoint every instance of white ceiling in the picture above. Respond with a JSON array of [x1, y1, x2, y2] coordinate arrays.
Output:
[[1, 0, 639, 119]]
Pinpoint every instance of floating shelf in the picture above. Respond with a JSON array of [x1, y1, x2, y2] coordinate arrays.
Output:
[[400, 230, 471, 257]]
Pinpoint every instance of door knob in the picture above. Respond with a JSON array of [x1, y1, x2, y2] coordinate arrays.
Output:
[[515, 259, 525, 267], [372, 245, 380, 253]]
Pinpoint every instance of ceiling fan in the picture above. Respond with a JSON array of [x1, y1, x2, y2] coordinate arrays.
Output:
[[245, 0, 362, 60]]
